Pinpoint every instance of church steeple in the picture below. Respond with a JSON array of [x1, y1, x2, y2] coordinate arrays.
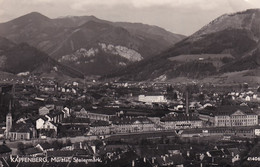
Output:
[[5, 112, 12, 139]]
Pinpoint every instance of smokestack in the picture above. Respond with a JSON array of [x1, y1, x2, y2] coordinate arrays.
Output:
[[186, 91, 189, 115]]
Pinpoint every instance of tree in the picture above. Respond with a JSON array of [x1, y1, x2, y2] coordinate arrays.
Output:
[[198, 93, 205, 101], [52, 140, 63, 150]]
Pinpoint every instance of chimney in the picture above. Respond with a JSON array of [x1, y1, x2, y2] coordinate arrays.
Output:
[[132, 160, 135, 167], [186, 91, 189, 115]]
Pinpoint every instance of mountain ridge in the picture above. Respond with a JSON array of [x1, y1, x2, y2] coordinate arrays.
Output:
[[0, 12, 185, 76], [0, 37, 84, 78], [106, 9, 260, 83]]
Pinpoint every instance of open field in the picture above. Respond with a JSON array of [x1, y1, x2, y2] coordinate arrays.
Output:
[[168, 54, 234, 62]]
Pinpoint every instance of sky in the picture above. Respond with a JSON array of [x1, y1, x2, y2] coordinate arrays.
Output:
[[0, 0, 259, 35]]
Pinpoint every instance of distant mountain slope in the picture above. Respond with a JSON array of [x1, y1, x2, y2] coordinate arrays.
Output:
[[0, 37, 84, 78], [107, 9, 260, 82], [0, 12, 185, 75]]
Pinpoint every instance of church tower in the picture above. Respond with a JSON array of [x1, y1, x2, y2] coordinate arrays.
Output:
[[5, 112, 12, 138]]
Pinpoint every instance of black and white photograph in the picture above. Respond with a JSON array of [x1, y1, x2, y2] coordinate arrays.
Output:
[[0, 0, 259, 166]]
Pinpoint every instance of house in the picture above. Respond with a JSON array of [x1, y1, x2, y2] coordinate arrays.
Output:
[[62, 107, 71, 118], [39, 105, 54, 116], [74, 108, 88, 118], [36, 116, 58, 137], [72, 81, 79, 87], [39, 121, 57, 132]]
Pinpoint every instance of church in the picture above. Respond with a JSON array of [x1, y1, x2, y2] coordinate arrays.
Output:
[[5, 112, 37, 141]]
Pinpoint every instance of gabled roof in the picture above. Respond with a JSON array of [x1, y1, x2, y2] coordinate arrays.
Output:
[[199, 106, 256, 116], [208, 150, 224, 157], [10, 123, 35, 133], [47, 110, 64, 118], [161, 113, 201, 122], [110, 116, 153, 125], [47, 149, 90, 157], [36, 116, 48, 121], [37, 142, 53, 150], [90, 120, 110, 127], [156, 154, 185, 166], [24, 147, 42, 155], [0, 145, 11, 154]]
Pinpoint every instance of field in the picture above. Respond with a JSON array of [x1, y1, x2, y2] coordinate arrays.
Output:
[[168, 54, 234, 62], [166, 68, 259, 86]]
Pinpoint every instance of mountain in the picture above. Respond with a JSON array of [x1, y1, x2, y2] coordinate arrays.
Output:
[[0, 12, 185, 75], [108, 9, 260, 83], [0, 36, 84, 78]]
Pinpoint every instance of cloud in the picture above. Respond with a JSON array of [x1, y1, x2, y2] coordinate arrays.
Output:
[[69, 0, 226, 10]]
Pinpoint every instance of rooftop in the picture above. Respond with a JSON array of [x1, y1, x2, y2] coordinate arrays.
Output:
[[161, 113, 201, 122]]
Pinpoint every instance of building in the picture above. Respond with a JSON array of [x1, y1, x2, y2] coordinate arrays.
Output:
[[199, 106, 259, 127], [45, 110, 64, 123], [5, 113, 37, 140], [89, 121, 111, 135], [39, 106, 53, 116], [36, 116, 58, 137], [110, 116, 156, 134], [160, 113, 203, 130], [8, 123, 37, 140], [213, 106, 258, 127], [74, 108, 114, 121], [138, 95, 167, 103]]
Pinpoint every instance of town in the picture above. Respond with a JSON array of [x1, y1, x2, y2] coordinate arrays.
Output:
[[0, 75, 259, 167]]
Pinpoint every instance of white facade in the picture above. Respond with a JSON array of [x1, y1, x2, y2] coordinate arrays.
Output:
[[36, 118, 57, 131], [214, 110, 258, 127], [138, 95, 167, 103]]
